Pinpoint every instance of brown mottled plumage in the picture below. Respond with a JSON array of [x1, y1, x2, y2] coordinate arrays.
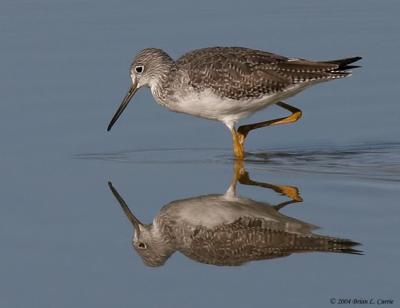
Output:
[[177, 47, 359, 100], [107, 47, 361, 158], [185, 216, 360, 266], [109, 182, 362, 267]]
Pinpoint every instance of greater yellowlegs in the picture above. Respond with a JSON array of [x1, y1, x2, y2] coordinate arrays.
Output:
[[107, 47, 361, 159], [108, 162, 361, 267]]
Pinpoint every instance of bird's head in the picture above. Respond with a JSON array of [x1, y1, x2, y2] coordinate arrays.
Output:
[[131, 223, 173, 267], [107, 48, 174, 131], [108, 182, 174, 267]]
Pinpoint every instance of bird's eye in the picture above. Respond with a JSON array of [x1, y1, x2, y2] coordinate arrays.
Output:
[[135, 66, 144, 73], [138, 242, 147, 249]]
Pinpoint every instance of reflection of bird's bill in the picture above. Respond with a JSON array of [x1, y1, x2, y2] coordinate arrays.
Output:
[[108, 182, 143, 235], [107, 83, 138, 131]]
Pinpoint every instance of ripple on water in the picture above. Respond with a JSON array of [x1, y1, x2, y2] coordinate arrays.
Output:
[[75, 142, 400, 182], [248, 142, 400, 182]]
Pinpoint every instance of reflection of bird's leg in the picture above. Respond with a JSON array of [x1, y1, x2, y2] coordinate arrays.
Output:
[[273, 200, 299, 211], [226, 160, 245, 197], [233, 159, 245, 183], [237, 168, 303, 203], [236, 101, 302, 155], [228, 160, 302, 205]]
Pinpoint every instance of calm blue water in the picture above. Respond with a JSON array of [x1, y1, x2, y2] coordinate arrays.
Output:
[[1, 0, 399, 307]]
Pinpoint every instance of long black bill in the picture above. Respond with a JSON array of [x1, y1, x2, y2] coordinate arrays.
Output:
[[108, 182, 143, 234], [107, 84, 138, 131]]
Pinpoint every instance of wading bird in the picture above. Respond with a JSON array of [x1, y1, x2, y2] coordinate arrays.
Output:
[[107, 47, 361, 158]]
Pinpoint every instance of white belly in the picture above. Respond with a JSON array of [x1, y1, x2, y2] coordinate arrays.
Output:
[[172, 90, 272, 122], [163, 195, 280, 229], [169, 85, 309, 126], [161, 194, 317, 234]]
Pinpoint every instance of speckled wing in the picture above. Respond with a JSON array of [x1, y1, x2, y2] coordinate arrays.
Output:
[[177, 47, 360, 100], [183, 217, 361, 266]]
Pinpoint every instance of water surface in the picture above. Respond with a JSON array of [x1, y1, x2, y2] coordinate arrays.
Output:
[[0, 0, 399, 307]]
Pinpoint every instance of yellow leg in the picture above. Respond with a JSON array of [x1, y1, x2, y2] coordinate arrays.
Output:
[[233, 159, 245, 181], [238, 169, 303, 203], [230, 128, 245, 159], [269, 101, 303, 126], [226, 160, 302, 210], [273, 185, 303, 202], [236, 101, 302, 153], [226, 159, 245, 196]]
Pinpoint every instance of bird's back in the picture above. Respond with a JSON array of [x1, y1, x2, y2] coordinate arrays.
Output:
[[175, 47, 360, 101], [182, 216, 362, 266]]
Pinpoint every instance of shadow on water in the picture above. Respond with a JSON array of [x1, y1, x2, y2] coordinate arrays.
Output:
[[77, 142, 400, 181], [108, 161, 362, 267]]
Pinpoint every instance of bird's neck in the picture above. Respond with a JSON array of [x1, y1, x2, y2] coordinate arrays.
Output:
[[150, 59, 177, 104]]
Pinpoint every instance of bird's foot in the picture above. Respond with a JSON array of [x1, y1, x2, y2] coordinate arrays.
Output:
[[275, 185, 303, 202]]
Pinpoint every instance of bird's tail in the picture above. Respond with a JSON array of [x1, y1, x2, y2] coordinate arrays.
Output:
[[294, 236, 363, 255]]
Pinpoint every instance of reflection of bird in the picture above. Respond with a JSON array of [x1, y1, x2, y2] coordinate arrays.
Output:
[[107, 47, 361, 158], [108, 165, 361, 267]]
